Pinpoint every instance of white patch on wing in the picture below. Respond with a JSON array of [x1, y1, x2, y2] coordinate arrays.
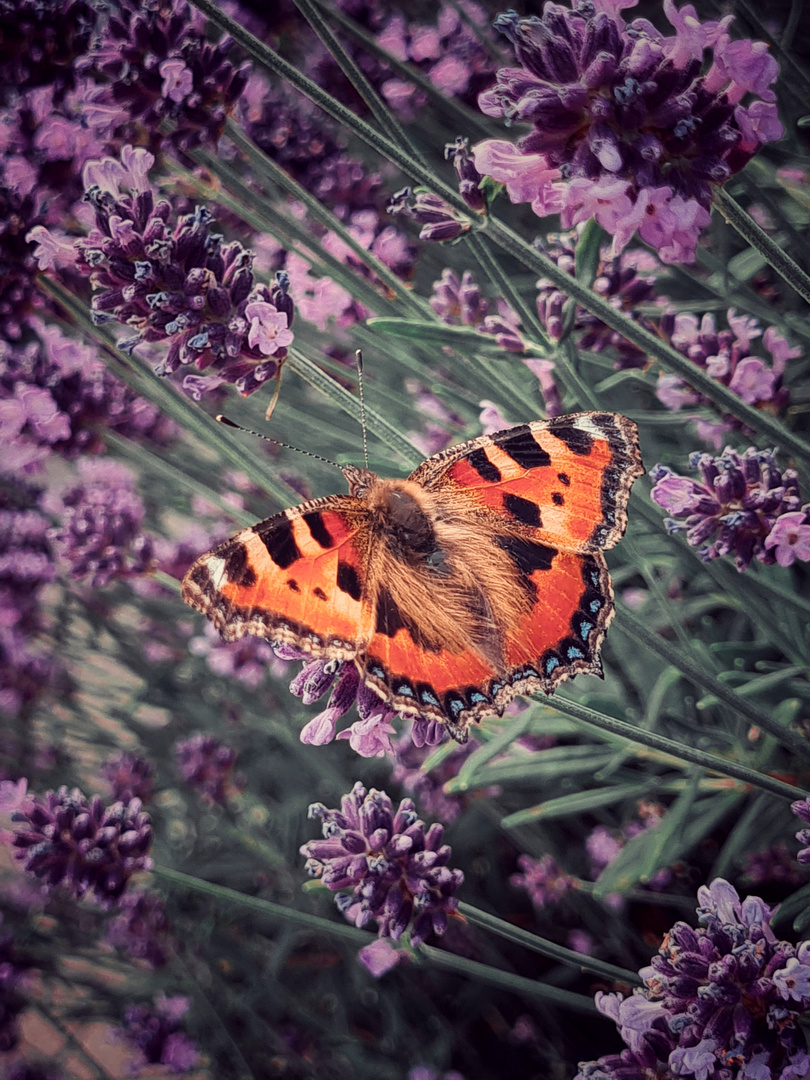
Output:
[[206, 555, 228, 590]]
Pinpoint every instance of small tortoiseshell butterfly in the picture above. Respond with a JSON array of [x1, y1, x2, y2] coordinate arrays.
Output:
[[182, 412, 643, 742]]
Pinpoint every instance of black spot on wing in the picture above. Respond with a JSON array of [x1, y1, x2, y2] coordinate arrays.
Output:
[[375, 585, 407, 638], [495, 534, 556, 574], [303, 511, 333, 549], [286, 579, 300, 592], [223, 545, 256, 587], [494, 426, 552, 469], [313, 586, 327, 601], [557, 472, 570, 486], [495, 536, 556, 603], [549, 419, 593, 455], [552, 492, 564, 506], [256, 518, 300, 569], [467, 447, 502, 483], [189, 564, 209, 590], [504, 493, 542, 527], [336, 561, 362, 602]]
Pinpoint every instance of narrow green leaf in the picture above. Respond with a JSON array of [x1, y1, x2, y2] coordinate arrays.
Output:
[[367, 317, 504, 351]]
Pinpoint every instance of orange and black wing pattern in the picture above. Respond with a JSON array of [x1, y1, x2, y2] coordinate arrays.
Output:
[[181, 495, 373, 662]]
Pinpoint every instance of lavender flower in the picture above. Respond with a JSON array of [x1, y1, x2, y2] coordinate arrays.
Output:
[[390, 735, 477, 824], [0, 493, 61, 714], [30, 146, 295, 400], [474, 2, 782, 263], [792, 798, 810, 865], [188, 621, 277, 688], [511, 853, 576, 909], [743, 842, 806, 889], [107, 890, 174, 968], [1, 320, 175, 459], [100, 752, 155, 803], [120, 993, 199, 1074], [0, 0, 96, 101], [651, 447, 810, 572], [301, 782, 464, 946], [174, 733, 237, 804], [0, 915, 32, 1051], [575, 878, 810, 1080], [45, 458, 154, 587], [430, 269, 489, 326], [656, 310, 795, 446], [11, 784, 153, 905], [278, 648, 404, 757], [388, 185, 472, 243], [83, 0, 249, 154], [536, 228, 662, 368]]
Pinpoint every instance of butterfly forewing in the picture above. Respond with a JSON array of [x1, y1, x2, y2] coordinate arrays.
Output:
[[410, 412, 643, 554], [181, 495, 373, 659]]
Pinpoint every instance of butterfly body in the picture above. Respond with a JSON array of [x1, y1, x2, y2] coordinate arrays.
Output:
[[183, 412, 643, 742]]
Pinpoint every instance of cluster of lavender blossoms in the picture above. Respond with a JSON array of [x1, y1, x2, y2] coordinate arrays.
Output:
[[651, 447, 810, 572], [576, 879, 810, 1080], [301, 782, 463, 946], [535, 227, 662, 368], [474, 0, 782, 263], [511, 853, 577, 909], [10, 783, 153, 906], [174, 732, 237, 804], [119, 993, 199, 1074], [29, 146, 295, 400], [791, 798, 810, 866], [656, 310, 796, 447], [45, 458, 154, 587]]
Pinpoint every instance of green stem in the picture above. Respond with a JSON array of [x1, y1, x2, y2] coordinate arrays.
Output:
[[153, 866, 597, 1012], [310, 0, 498, 139], [713, 187, 810, 308], [292, 0, 420, 161], [457, 902, 641, 986], [287, 348, 423, 467], [548, 695, 807, 801], [218, 122, 426, 314], [616, 607, 810, 761]]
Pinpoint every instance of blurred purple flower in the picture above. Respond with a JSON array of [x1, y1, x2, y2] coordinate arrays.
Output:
[[575, 878, 810, 1080], [358, 936, 405, 977], [656, 310, 795, 446], [174, 733, 237, 804], [45, 457, 154, 587], [0, 914, 32, 1051], [511, 853, 576, 909], [107, 890, 174, 968], [430, 269, 489, 326], [1, 319, 175, 456], [475, 2, 782, 263], [743, 842, 806, 889], [119, 992, 199, 1074], [390, 734, 478, 824], [408, 1067, 466, 1080], [301, 781, 463, 946], [11, 784, 153, 905], [0, 0, 96, 102], [82, 0, 249, 155], [100, 752, 155, 803], [5, 1063, 66, 1080], [188, 621, 276, 688], [536, 228, 662, 368], [792, 799, 810, 865], [651, 447, 810, 572]]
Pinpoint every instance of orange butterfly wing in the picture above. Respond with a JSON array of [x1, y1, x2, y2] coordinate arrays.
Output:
[[182, 495, 373, 661], [359, 413, 643, 739]]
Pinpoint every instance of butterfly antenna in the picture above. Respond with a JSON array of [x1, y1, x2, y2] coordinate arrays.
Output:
[[215, 415, 343, 471], [355, 349, 369, 470]]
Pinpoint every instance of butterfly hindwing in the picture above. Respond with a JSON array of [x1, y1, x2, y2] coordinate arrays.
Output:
[[182, 495, 372, 660]]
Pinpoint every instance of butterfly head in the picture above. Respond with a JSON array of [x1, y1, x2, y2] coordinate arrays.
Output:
[[342, 465, 379, 498]]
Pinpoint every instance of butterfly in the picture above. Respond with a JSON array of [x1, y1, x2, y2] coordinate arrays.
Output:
[[182, 412, 643, 743]]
